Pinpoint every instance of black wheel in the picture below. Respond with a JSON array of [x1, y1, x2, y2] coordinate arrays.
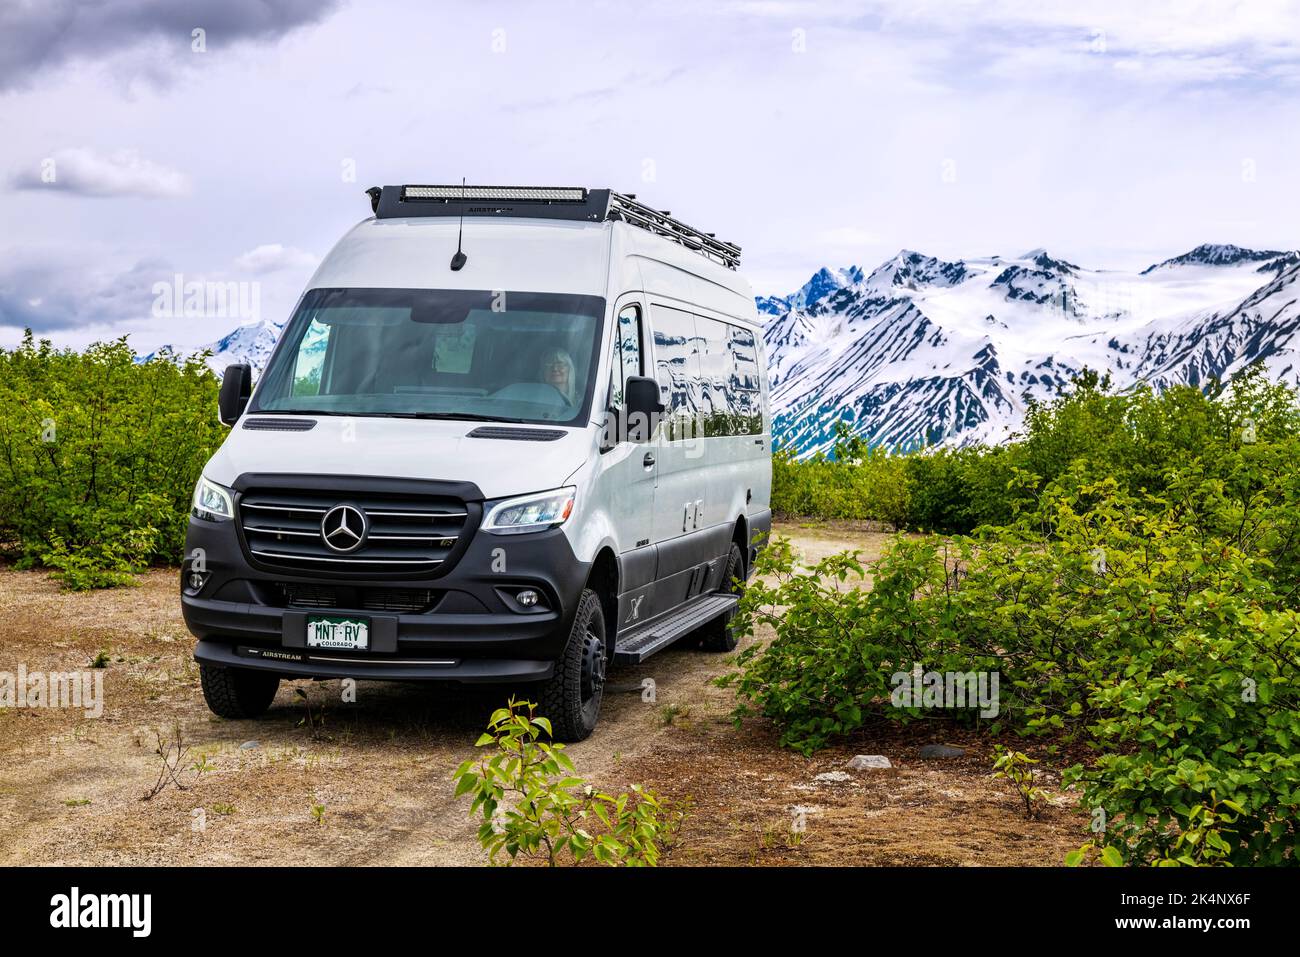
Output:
[[699, 543, 745, 652], [538, 588, 607, 742], [199, 663, 280, 719]]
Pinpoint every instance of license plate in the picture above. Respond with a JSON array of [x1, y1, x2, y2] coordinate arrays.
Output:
[[306, 615, 370, 651]]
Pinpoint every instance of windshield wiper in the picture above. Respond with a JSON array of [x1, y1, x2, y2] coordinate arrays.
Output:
[[251, 409, 353, 416], [254, 409, 543, 424], [383, 411, 531, 424]]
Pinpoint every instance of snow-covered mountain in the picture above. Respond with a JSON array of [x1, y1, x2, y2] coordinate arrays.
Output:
[[170, 242, 1300, 458], [757, 266, 865, 317], [764, 245, 1300, 456], [142, 318, 285, 377], [1140, 243, 1285, 274]]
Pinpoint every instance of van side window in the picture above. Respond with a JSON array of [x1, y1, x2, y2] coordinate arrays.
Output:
[[651, 305, 700, 440], [609, 304, 642, 408], [728, 325, 763, 435], [694, 315, 731, 436]]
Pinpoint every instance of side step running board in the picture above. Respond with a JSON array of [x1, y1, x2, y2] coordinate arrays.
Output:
[[612, 593, 739, 665]]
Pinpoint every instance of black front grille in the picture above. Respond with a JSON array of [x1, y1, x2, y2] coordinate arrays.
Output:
[[276, 583, 440, 613], [238, 487, 471, 574]]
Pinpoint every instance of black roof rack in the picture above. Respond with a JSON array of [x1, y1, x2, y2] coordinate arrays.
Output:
[[367, 184, 741, 270]]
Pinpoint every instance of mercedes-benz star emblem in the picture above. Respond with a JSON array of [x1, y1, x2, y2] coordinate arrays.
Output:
[[320, 504, 368, 553]]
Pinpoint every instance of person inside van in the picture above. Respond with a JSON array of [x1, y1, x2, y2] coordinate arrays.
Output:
[[540, 347, 577, 404]]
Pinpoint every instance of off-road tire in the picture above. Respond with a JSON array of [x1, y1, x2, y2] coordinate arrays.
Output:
[[199, 663, 280, 719], [698, 542, 745, 652], [538, 588, 607, 742]]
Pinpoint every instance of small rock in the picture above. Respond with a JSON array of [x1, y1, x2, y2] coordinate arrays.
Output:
[[813, 770, 854, 784], [239, 740, 260, 750], [918, 744, 966, 759], [847, 754, 892, 770]]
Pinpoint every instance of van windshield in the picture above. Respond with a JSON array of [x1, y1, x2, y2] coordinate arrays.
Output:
[[251, 288, 605, 425]]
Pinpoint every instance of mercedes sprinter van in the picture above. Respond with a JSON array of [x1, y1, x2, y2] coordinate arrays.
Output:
[[182, 184, 772, 740]]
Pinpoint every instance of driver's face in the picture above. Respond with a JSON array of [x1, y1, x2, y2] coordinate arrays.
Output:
[[545, 359, 569, 387]]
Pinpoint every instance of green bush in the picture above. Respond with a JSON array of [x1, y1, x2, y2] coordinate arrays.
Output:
[[1065, 600, 1300, 866], [453, 699, 684, 866], [0, 332, 223, 582], [992, 747, 1048, 820], [901, 444, 1023, 532], [42, 535, 145, 591], [771, 441, 910, 525], [729, 452, 1300, 864], [770, 364, 1300, 538]]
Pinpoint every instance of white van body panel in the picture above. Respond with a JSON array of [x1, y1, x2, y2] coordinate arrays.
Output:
[[203, 415, 595, 503], [308, 217, 611, 297]]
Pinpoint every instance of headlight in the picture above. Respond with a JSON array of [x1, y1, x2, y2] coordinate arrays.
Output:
[[483, 487, 576, 535], [192, 476, 234, 521]]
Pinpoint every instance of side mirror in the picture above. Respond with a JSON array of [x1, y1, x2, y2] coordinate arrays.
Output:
[[624, 375, 665, 442], [218, 363, 252, 426]]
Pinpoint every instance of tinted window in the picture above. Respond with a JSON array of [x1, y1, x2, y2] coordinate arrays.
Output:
[[650, 306, 764, 438], [728, 325, 763, 435], [651, 305, 701, 440], [694, 315, 733, 437], [609, 303, 642, 409], [252, 288, 604, 426]]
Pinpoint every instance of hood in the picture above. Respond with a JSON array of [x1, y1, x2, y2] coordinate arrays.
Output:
[[203, 415, 592, 500]]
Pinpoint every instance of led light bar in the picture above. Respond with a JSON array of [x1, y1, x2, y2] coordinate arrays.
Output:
[[402, 185, 587, 202]]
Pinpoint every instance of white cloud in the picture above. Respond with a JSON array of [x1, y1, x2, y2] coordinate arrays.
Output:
[[234, 244, 319, 274], [10, 148, 190, 198]]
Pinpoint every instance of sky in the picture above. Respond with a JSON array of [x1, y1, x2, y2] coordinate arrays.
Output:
[[2, 0, 1299, 352]]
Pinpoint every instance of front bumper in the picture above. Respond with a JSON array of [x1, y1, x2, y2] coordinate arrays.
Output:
[[182, 504, 590, 683], [193, 638, 555, 683]]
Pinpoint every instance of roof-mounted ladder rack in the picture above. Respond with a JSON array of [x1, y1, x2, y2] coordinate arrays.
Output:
[[605, 191, 741, 270], [368, 184, 741, 270]]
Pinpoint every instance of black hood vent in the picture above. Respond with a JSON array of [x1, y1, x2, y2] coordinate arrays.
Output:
[[243, 418, 317, 432], [467, 426, 566, 442]]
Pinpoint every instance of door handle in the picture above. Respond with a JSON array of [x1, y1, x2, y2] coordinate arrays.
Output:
[[642, 452, 656, 469]]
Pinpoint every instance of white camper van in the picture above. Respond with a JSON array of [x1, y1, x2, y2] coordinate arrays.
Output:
[[183, 185, 772, 740]]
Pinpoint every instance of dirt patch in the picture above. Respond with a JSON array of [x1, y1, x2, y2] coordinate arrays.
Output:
[[614, 717, 1086, 866], [0, 524, 1088, 866]]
